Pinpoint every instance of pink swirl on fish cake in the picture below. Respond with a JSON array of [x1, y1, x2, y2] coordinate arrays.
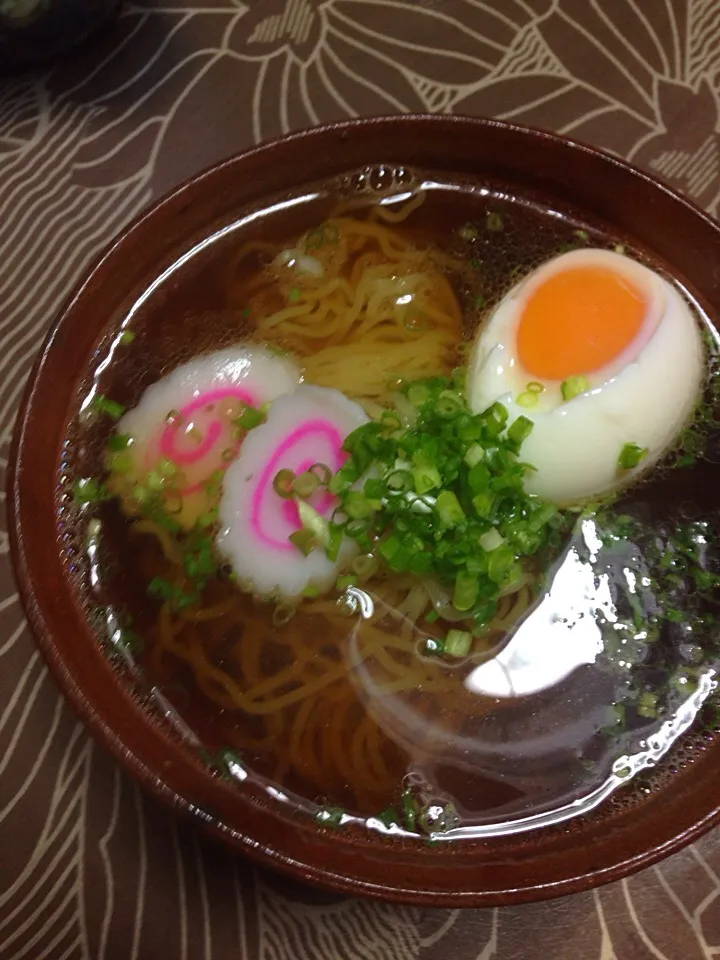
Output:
[[155, 387, 256, 494], [250, 419, 346, 553]]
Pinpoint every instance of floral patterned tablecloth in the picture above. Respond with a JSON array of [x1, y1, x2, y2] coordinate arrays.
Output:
[[2, 3, 720, 958]]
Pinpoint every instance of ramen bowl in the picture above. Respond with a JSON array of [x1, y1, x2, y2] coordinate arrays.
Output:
[[8, 115, 720, 907]]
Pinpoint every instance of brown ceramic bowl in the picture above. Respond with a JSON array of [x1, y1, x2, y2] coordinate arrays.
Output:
[[8, 115, 720, 907]]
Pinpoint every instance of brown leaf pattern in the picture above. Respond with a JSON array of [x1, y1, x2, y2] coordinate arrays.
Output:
[[2, 2, 720, 958]]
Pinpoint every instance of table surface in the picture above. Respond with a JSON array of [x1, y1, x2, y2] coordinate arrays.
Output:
[[2, 2, 720, 958]]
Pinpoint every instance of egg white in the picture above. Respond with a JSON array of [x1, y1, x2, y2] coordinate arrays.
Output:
[[467, 249, 705, 504]]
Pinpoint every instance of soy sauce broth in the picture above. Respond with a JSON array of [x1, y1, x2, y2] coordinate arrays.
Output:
[[61, 167, 720, 839]]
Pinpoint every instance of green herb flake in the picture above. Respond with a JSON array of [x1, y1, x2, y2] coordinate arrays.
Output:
[[561, 375, 589, 402], [327, 372, 568, 624], [107, 432, 133, 452], [315, 805, 345, 828], [445, 629, 472, 658], [618, 442, 648, 470], [234, 405, 266, 431], [73, 477, 110, 504], [119, 330, 136, 345], [91, 394, 125, 420]]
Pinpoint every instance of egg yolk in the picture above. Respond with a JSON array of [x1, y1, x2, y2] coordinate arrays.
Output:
[[516, 265, 646, 381]]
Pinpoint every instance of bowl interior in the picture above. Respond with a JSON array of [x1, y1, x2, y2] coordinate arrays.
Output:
[[9, 115, 720, 906]]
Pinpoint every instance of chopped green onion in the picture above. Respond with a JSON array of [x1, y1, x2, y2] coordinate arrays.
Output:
[[618, 442, 648, 470], [73, 477, 109, 504], [561, 375, 589, 402], [472, 491, 495, 518], [336, 574, 357, 590], [364, 477, 386, 499], [386, 469, 412, 491], [474, 294, 486, 309], [637, 690, 658, 719], [107, 432, 133, 452], [413, 464, 441, 494], [297, 499, 330, 548], [288, 287, 301, 302], [158, 459, 178, 479], [302, 585, 320, 599], [528, 501, 557, 532], [573, 229, 589, 242], [346, 518, 371, 538], [517, 391, 538, 408], [479, 528, 504, 552], [487, 546, 514, 583], [234, 405, 266, 430], [119, 330, 136, 344], [292, 470, 320, 499], [458, 224, 478, 241], [407, 383, 430, 407], [486, 212, 503, 232], [378, 807, 401, 829], [344, 491, 377, 519], [325, 523, 344, 563], [464, 443, 485, 468], [289, 529, 316, 555], [454, 571, 478, 611], [507, 415, 533, 446], [108, 451, 133, 473], [91, 394, 125, 419], [273, 468, 295, 499], [309, 462, 332, 486], [445, 629, 472, 657], [436, 490, 465, 527], [527, 382, 544, 394]]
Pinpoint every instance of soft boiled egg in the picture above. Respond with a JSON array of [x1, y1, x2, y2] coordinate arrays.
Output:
[[467, 248, 705, 504]]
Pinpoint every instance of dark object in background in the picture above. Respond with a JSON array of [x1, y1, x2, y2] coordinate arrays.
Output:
[[0, 0, 120, 70]]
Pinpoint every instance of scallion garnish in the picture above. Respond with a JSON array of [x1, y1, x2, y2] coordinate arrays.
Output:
[[445, 629, 472, 657], [297, 499, 330, 548], [91, 394, 125, 420], [107, 432, 133, 452], [233, 404, 266, 431], [273, 468, 295, 499], [561, 375, 589, 402], [119, 330, 136, 345], [73, 477, 110, 504], [292, 470, 320, 499], [289, 529, 315, 556], [436, 490, 465, 527], [618, 442, 648, 470], [309, 462, 332, 486], [517, 391, 538, 408], [453, 571, 478, 611], [327, 372, 567, 625]]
